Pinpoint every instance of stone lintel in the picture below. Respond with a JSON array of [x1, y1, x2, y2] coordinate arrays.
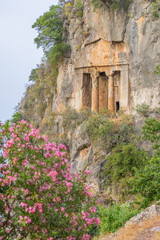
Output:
[[75, 63, 129, 70]]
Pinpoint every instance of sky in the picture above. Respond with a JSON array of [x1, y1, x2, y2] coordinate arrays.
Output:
[[0, 0, 58, 123]]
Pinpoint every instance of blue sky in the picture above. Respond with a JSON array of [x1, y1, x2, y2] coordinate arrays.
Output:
[[0, 0, 58, 122]]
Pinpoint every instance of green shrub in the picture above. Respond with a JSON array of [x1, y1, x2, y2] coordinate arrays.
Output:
[[102, 144, 148, 185], [135, 103, 150, 117], [37, 102, 47, 118], [85, 114, 111, 141], [64, 2, 73, 20], [142, 117, 160, 154], [96, 203, 139, 234], [91, 0, 132, 10], [75, 0, 83, 17], [32, 84, 44, 98], [62, 107, 80, 131], [64, 0, 83, 20], [85, 114, 134, 152], [11, 112, 23, 123], [154, 64, 160, 74], [75, 0, 83, 9], [62, 107, 92, 132], [151, 2, 159, 18], [128, 115, 160, 208], [76, 9, 83, 17], [91, 0, 102, 8]]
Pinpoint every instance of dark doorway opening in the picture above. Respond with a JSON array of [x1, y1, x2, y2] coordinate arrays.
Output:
[[99, 72, 106, 76], [116, 102, 120, 112]]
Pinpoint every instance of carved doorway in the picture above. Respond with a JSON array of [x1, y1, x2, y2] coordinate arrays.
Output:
[[113, 71, 120, 112], [99, 72, 108, 110]]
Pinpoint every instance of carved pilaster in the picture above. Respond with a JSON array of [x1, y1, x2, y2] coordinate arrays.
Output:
[[91, 74, 99, 112], [108, 74, 114, 112]]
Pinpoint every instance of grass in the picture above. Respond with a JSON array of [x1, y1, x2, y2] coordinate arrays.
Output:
[[102, 211, 160, 240]]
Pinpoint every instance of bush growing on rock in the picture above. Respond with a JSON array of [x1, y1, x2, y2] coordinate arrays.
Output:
[[0, 120, 99, 240]]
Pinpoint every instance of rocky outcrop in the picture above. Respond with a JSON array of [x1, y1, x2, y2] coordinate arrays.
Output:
[[19, 0, 160, 201], [68, 123, 106, 194], [54, 0, 160, 114], [50, 0, 160, 198], [125, 204, 160, 226]]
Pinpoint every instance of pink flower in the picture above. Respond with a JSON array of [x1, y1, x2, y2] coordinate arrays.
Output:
[[17, 215, 23, 223], [20, 120, 27, 124], [47, 170, 58, 181], [3, 149, 8, 158], [42, 135, 47, 143], [25, 218, 31, 224], [9, 127, 14, 132], [94, 218, 100, 225], [61, 207, 65, 212], [81, 234, 90, 240], [20, 202, 28, 208], [23, 135, 29, 141], [84, 223, 87, 228]]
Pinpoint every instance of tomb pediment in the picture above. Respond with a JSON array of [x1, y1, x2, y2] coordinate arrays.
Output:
[[75, 38, 128, 69]]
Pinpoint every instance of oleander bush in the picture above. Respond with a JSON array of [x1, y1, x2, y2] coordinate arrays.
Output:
[[0, 120, 99, 240]]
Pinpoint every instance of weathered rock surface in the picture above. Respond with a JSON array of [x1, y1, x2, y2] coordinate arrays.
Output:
[[19, 0, 160, 200], [125, 204, 160, 226], [68, 123, 106, 194], [55, 0, 160, 114], [52, 0, 160, 195]]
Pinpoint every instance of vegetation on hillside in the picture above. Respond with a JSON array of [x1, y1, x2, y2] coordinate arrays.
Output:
[[14, 0, 160, 237], [32, 5, 69, 63], [91, 0, 132, 10], [20, 0, 85, 135], [91, 0, 160, 15], [2, 107, 159, 239]]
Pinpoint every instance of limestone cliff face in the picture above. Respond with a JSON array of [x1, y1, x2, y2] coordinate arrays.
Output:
[[54, 0, 160, 114], [19, 0, 160, 201], [51, 0, 160, 198]]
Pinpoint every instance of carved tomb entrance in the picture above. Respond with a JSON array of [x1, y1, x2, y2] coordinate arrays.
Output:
[[81, 70, 121, 113], [75, 39, 129, 113]]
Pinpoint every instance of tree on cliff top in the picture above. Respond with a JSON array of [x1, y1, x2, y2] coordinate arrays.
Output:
[[32, 5, 68, 63]]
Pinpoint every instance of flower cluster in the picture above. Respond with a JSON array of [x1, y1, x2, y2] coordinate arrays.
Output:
[[0, 120, 99, 239]]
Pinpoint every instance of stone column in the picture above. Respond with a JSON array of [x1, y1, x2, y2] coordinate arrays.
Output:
[[91, 75, 99, 112], [99, 75, 108, 110], [108, 74, 114, 112]]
